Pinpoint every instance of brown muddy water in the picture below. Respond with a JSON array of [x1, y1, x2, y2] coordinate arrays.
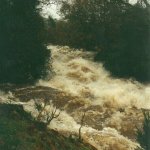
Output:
[[1, 45, 150, 150]]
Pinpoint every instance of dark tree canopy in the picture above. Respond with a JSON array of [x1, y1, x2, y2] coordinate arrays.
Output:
[[95, 3, 150, 82], [0, 0, 50, 84], [137, 111, 150, 150], [47, 0, 150, 83]]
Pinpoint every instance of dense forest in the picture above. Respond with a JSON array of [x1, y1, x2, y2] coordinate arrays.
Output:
[[0, 0, 50, 84]]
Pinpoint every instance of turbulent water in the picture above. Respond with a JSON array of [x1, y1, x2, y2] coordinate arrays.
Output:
[[1, 45, 150, 149], [39, 45, 150, 109], [38, 45, 149, 149]]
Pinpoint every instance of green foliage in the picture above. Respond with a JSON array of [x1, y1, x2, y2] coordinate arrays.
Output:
[[49, 0, 150, 82], [45, 16, 57, 43], [96, 4, 150, 82], [137, 111, 150, 150], [52, 0, 131, 50], [0, 0, 50, 84], [0, 104, 94, 150], [59, 0, 104, 49]]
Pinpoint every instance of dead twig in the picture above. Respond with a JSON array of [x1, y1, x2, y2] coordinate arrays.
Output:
[[35, 99, 60, 126], [79, 112, 86, 141]]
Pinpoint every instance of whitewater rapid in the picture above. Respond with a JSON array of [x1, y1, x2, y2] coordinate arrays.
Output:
[[38, 45, 150, 110], [1, 45, 149, 149], [36, 45, 150, 149]]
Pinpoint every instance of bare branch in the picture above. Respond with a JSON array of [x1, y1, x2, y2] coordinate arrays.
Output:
[[79, 112, 86, 141], [35, 99, 60, 126], [35, 99, 47, 121], [46, 107, 61, 125]]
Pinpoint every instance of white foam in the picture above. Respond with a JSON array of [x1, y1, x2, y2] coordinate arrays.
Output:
[[36, 45, 149, 149], [38, 45, 150, 109]]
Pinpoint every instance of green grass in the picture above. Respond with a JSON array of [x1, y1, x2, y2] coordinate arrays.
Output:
[[0, 104, 95, 150]]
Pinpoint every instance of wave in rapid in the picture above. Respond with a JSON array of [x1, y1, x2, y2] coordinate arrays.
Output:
[[38, 45, 150, 110], [36, 45, 150, 149]]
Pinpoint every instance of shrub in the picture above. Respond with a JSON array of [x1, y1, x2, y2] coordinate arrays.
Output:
[[137, 111, 150, 150], [0, 0, 50, 84]]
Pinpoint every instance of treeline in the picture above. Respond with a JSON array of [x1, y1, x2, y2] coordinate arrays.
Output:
[[0, 0, 50, 84], [47, 0, 150, 83], [1, 0, 150, 84]]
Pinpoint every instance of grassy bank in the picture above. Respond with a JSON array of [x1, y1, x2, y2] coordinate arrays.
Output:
[[0, 104, 95, 150]]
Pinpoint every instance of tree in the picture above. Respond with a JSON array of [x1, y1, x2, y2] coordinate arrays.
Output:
[[60, 0, 106, 49], [0, 0, 50, 84], [61, 0, 150, 82], [59, 0, 133, 50], [50, 0, 150, 82], [96, 3, 150, 82], [78, 112, 86, 141], [35, 99, 60, 126], [45, 16, 57, 43], [137, 111, 150, 150]]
